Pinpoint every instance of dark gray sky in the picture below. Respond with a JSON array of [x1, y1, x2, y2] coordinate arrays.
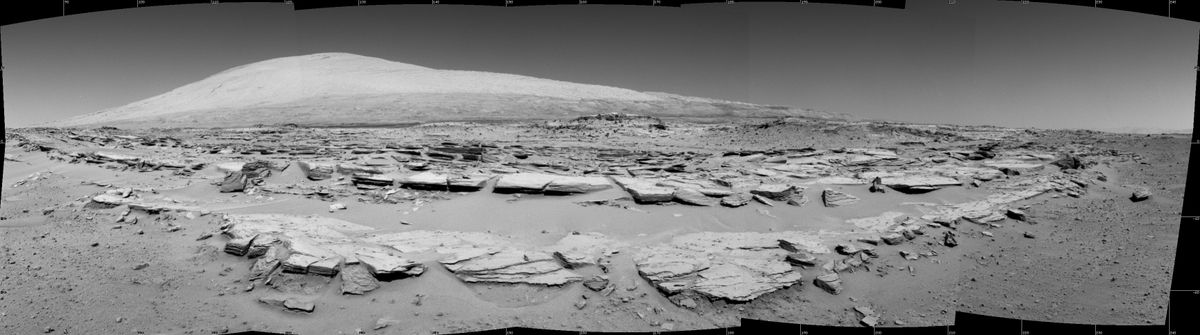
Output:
[[3, 2, 1196, 130]]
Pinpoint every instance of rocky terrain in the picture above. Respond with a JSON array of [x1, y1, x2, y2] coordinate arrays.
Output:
[[1, 114, 1186, 334]]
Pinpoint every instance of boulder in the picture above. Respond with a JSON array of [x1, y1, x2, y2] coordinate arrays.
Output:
[[674, 188, 718, 206], [821, 189, 859, 207]]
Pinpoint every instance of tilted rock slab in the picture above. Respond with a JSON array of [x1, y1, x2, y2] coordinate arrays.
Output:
[[611, 177, 675, 203], [879, 175, 961, 193]]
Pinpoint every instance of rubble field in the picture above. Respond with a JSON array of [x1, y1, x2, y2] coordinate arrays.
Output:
[[0, 115, 1186, 334]]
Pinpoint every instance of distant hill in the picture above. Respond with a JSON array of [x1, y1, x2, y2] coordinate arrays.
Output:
[[53, 53, 846, 128]]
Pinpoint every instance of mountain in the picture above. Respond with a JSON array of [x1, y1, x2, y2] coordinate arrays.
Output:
[[54, 53, 845, 128]]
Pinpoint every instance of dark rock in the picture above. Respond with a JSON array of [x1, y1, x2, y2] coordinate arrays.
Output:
[[835, 244, 861, 255], [1006, 209, 1028, 221], [943, 231, 958, 247], [785, 252, 818, 267], [1130, 189, 1152, 202]]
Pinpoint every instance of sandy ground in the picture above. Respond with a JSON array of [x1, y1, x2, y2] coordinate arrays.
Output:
[[0, 119, 1186, 334]]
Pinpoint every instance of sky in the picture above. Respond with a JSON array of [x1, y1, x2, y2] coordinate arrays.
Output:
[[2, 1, 1197, 131]]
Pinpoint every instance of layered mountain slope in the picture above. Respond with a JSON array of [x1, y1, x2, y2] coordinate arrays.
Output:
[[56, 53, 841, 128]]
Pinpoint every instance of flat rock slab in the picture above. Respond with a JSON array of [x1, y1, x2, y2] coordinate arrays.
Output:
[[880, 175, 961, 193], [91, 193, 202, 213], [400, 172, 449, 189], [634, 231, 827, 301], [448, 175, 492, 191], [258, 294, 316, 313], [544, 176, 613, 194], [493, 173, 560, 193], [846, 212, 907, 232], [612, 177, 675, 203]]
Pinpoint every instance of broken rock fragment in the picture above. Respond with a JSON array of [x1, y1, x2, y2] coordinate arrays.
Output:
[[258, 294, 316, 313], [814, 273, 844, 295]]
